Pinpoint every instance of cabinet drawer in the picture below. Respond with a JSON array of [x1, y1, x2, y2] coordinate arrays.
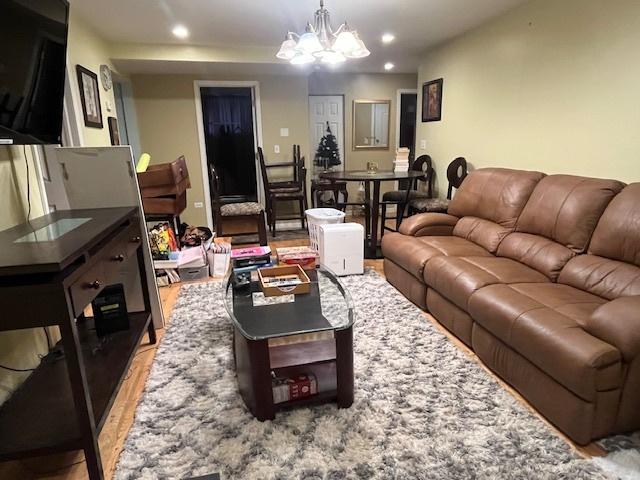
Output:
[[69, 222, 142, 317], [69, 262, 107, 317], [103, 223, 142, 279]]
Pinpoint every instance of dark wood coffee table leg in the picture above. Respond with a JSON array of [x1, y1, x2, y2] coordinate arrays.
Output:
[[233, 328, 275, 421], [335, 326, 354, 408]]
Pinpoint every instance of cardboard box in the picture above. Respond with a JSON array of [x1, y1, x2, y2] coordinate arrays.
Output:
[[138, 156, 190, 198], [258, 264, 310, 297]]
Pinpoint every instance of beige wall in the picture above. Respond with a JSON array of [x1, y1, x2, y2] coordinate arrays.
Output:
[[67, 9, 119, 147], [0, 9, 117, 405], [308, 72, 417, 199], [416, 0, 640, 196], [0, 146, 50, 405], [131, 74, 310, 227]]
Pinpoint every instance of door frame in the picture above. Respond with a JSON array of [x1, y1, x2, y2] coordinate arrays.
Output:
[[395, 88, 418, 151], [194, 80, 264, 231], [308, 94, 345, 171]]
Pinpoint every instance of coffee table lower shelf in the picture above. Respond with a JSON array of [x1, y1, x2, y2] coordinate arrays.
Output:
[[233, 326, 353, 421]]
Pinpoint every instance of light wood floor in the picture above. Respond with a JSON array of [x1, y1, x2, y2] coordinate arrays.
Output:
[[0, 231, 603, 480]]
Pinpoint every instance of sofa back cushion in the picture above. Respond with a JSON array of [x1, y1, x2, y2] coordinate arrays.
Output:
[[497, 175, 625, 280], [515, 175, 625, 252], [449, 168, 545, 252], [559, 183, 640, 299]]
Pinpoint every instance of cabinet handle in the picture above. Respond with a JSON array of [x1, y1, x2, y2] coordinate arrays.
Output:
[[131, 236, 141, 243], [112, 253, 125, 262], [87, 280, 101, 290]]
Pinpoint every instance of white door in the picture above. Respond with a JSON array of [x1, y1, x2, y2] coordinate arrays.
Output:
[[309, 95, 344, 171]]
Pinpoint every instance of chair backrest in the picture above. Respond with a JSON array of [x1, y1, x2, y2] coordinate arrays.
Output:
[[256, 146, 270, 192], [447, 157, 468, 200], [411, 154, 434, 197], [208, 163, 222, 216]]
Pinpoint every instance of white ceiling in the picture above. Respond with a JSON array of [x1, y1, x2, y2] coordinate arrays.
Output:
[[72, 0, 528, 74]]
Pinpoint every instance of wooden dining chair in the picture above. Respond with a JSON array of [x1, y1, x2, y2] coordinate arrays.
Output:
[[379, 155, 434, 238], [409, 157, 468, 214], [257, 146, 308, 237], [209, 164, 267, 245]]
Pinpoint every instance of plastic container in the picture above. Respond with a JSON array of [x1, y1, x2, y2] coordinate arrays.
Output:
[[305, 208, 346, 251]]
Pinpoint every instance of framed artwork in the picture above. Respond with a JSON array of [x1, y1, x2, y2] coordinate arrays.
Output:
[[108, 116, 120, 145], [76, 65, 103, 128], [422, 78, 443, 122]]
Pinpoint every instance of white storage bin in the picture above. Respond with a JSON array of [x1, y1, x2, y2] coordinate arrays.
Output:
[[305, 208, 346, 251], [318, 223, 364, 276]]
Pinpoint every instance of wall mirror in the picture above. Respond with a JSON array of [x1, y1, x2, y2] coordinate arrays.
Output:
[[352, 100, 390, 150]]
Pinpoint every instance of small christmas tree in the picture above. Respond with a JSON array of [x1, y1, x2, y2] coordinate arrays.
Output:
[[314, 122, 341, 171]]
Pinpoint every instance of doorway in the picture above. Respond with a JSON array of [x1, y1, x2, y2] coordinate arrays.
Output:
[[195, 82, 263, 230], [200, 86, 257, 202], [308, 95, 345, 171], [396, 89, 418, 158]]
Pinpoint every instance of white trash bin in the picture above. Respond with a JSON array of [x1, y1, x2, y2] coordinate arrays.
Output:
[[305, 208, 346, 252]]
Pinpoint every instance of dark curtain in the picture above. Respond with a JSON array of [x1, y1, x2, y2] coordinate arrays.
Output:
[[201, 87, 256, 200]]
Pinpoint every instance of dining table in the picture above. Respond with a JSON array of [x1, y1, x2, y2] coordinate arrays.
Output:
[[319, 169, 424, 259]]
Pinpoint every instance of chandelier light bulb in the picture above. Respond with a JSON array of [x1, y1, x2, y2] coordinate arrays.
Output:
[[296, 30, 323, 54], [276, 37, 298, 60], [290, 53, 316, 65]]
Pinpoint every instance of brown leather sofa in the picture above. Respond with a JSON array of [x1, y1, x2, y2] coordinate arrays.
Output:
[[382, 168, 640, 445]]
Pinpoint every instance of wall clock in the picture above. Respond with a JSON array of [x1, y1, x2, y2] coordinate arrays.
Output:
[[100, 64, 112, 91]]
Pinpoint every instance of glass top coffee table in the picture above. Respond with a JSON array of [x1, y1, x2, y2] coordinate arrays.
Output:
[[224, 268, 355, 421]]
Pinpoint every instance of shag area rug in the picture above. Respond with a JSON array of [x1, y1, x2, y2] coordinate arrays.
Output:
[[115, 269, 627, 479]]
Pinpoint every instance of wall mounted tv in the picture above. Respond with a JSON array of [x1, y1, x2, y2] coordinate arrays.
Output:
[[0, 0, 70, 145]]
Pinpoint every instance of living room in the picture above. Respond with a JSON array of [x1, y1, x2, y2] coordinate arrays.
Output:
[[0, 0, 639, 479]]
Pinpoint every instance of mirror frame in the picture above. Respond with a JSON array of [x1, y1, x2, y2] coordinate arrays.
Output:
[[352, 99, 391, 151]]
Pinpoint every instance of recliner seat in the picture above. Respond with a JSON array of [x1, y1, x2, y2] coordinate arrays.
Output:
[[382, 168, 639, 445]]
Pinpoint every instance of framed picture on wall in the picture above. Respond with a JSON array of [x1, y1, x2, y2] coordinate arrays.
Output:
[[76, 65, 103, 128], [422, 78, 443, 122], [108, 117, 120, 145]]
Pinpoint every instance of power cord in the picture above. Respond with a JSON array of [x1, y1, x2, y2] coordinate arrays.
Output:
[[0, 328, 53, 373]]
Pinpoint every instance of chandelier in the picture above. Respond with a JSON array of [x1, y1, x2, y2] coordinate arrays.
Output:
[[276, 0, 371, 65]]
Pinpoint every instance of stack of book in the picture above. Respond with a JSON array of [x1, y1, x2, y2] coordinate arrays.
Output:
[[394, 147, 411, 172], [231, 246, 273, 273]]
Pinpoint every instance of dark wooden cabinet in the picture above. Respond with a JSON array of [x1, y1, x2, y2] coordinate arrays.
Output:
[[0, 208, 156, 480]]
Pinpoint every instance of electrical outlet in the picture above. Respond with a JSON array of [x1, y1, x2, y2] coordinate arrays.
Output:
[[420, 139, 427, 150], [194, 202, 204, 208], [280, 128, 289, 137], [274, 145, 280, 154]]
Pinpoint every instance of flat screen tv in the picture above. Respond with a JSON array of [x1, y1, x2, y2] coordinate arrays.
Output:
[[0, 0, 69, 145]]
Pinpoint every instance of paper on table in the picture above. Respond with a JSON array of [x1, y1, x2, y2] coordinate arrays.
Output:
[[251, 292, 295, 307]]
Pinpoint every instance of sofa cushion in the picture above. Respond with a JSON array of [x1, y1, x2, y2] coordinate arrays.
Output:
[[589, 183, 640, 266], [381, 232, 491, 281], [452, 217, 512, 253], [425, 256, 549, 311], [497, 233, 575, 282], [558, 183, 640, 299], [515, 175, 625, 253], [448, 168, 545, 228], [468, 283, 621, 401], [559, 255, 640, 300], [447, 168, 545, 252]]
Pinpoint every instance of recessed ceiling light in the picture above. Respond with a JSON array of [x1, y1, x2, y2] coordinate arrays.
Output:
[[384, 62, 395, 71], [172, 25, 189, 39], [382, 33, 395, 44]]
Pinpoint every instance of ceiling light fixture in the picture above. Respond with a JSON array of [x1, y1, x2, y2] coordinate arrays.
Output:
[[172, 25, 189, 39], [384, 62, 395, 71], [381, 33, 395, 44], [276, 0, 370, 65]]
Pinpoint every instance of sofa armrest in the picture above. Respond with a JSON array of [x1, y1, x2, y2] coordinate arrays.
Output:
[[398, 213, 460, 237], [584, 296, 640, 362]]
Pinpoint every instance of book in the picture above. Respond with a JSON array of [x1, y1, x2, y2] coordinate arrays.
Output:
[[231, 246, 271, 259]]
